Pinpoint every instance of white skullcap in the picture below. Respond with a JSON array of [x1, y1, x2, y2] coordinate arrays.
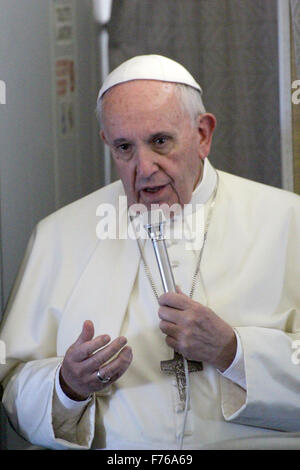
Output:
[[98, 54, 202, 100]]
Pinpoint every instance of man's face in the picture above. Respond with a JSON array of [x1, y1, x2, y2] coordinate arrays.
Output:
[[100, 80, 215, 209]]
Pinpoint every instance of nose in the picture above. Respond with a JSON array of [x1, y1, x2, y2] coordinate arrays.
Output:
[[135, 145, 159, 179]]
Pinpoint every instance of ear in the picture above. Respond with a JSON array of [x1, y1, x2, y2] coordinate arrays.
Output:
[[196, 113, 216, 159], [100, 129, 108, 145]]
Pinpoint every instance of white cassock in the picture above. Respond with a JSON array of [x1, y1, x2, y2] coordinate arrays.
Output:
[[1, 159, 300, 450]]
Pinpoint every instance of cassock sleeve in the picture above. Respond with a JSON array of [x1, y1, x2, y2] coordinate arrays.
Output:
[[219, 203, 300, 432], [0, 220, 97, 449]]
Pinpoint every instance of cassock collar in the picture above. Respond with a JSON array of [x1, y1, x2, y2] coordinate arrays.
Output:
[[186, 158, 218, 211], [174, 159, 217, 249], [184, 158, 218, 217]]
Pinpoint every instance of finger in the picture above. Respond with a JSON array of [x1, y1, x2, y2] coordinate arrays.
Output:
[[159, 319, 179, 338], [76, 320, 95, 346], [85, 336, 128, 373], [175, 285, 183, 294], [158, 291, 190, 310], [96, 346, 133, 384], [73, 334, 111, 362], [165, 335, 179, 352], [158, 305, 183, 324]]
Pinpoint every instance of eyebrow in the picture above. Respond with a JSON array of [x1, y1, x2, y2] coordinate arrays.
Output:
[[112, 138, 131, 146], [149, 132, 173, 141]]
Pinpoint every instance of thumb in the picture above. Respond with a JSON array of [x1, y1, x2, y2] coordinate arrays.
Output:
[[175, 285, 184, 295], [77, 320, 94, 345]]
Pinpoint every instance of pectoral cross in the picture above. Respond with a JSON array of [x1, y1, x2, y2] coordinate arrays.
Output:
[[161, 352, 203, 403]]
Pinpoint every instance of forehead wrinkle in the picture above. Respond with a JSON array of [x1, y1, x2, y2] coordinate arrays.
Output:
[[101, 81, 186, 134], [103, 80, 176, 105]]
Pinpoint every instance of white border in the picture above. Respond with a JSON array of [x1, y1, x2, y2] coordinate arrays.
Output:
[[277, 0, 294, 191]]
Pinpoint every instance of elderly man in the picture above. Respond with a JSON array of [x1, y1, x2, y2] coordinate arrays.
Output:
[[1, 55, 300, 450]]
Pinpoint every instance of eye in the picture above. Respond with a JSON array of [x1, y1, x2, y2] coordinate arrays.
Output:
[[117, 143, 131, 152], [153, 136, 168, 146], [113, 142, 133, 161], [151, 135, 173, 154]]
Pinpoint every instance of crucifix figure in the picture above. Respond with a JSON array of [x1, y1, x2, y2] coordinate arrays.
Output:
[[144, 211, 203, 403]]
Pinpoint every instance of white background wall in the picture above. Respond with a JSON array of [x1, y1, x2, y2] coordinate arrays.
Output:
[[0, 0, 103, 449]]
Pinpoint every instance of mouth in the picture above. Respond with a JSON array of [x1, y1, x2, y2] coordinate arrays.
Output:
[[142, 185, 167, 193], [139, 184, 170, 202]]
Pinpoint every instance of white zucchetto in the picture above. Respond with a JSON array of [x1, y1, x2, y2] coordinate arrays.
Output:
[[97, 54, 202, 101]]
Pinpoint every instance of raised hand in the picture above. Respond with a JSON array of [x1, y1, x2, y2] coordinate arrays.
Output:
[[60, 320, 132, 400]]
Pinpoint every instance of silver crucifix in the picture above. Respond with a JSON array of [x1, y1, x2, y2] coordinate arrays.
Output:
[[144, 210, 203, 403]]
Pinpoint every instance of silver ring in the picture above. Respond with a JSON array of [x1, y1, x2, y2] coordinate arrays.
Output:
[[97, 370, 111, 384]]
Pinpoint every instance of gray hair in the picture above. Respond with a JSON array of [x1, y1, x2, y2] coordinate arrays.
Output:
[[174, 83, 206, 126], [96, 82, 206, 128]]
